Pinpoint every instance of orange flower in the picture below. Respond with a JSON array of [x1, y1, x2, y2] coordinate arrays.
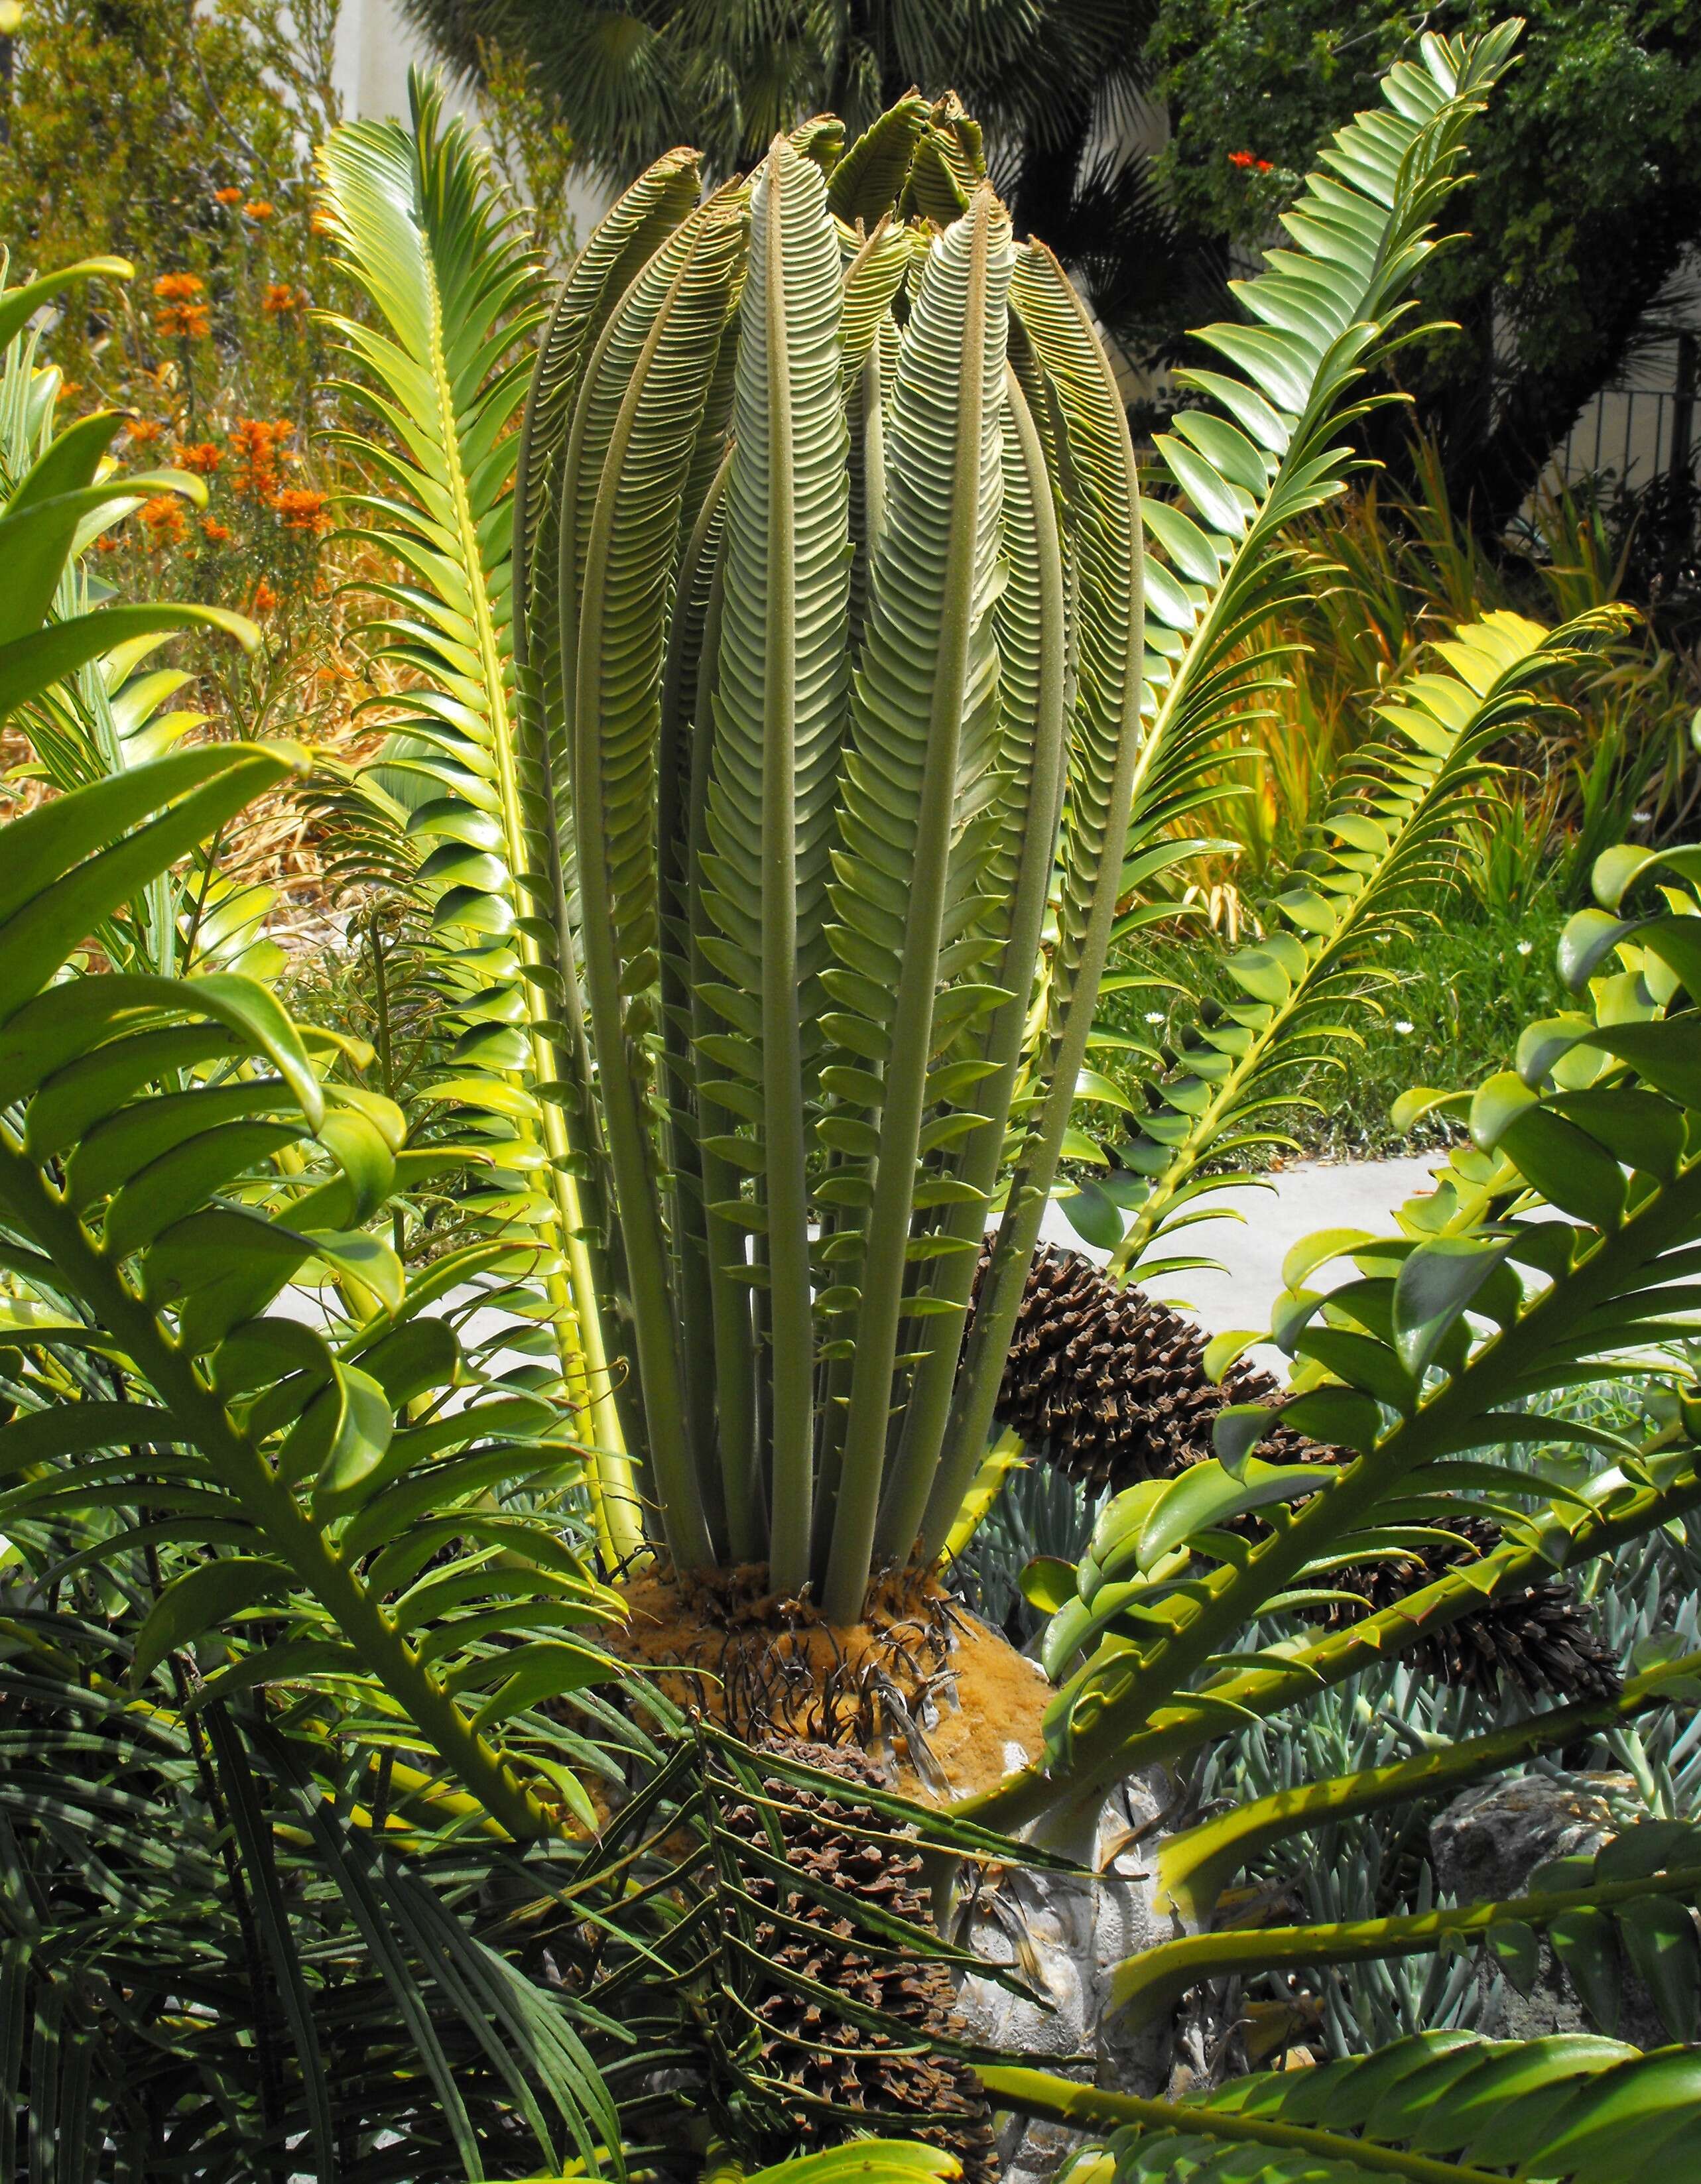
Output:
[[229, 416, 286, 501], [155, 300, 211, 339], [139, 495, 187, 549], [214, 186, 245, 206], [261, 282, 304, 316], [54, 380, 81, 402], [309, 206, 337, 236], [1228, 150, 1255, 169], [270, 418, 296, 442], [275, 486, 330, 534], [250, 579, 279, 613], [174, 440, 222, 473], [123, 418, 163, 446], [200, 516, 233, 544], [153, 270, 212, 337], [243, 200, 276, 223], [94, 532, 123, 553]]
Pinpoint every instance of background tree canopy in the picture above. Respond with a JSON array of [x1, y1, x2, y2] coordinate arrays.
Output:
[[387, 0, 1223, 388], [407, 0, 1701, 530]]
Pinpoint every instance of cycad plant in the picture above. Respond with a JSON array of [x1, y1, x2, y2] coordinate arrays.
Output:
[[0, 255, 1048, 2175], [480, 23, 1525, 1621]]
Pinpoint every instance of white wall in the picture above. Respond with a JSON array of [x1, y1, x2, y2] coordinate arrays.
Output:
[[331, 0, 464, 128], [330, 0, 613, 240]]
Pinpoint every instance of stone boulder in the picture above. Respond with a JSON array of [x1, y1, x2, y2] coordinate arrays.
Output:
[[1429, 1771, 1665, 2045]]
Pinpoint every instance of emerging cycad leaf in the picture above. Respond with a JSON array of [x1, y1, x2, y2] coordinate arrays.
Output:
[[699, 139, 852, 1583], [820, 184, 1015, 1614], [513, 29, 1518, 1629]]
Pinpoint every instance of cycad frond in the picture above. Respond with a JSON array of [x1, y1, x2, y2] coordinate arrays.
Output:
[[317, 72, 649, 1553], [504, 29, 1522, 1626], [1096, 607, 1633, 1276], [700, 141, 850, 1583], [984, 2030, 1701, 2184], [1115, 26, 1526, 948]]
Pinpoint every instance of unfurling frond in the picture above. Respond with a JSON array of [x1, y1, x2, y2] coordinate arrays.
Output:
[[512, 27, 1525, 1628]]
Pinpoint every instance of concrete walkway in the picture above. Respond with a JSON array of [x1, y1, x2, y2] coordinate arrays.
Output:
[[1034, 1154, 1445, 1339]]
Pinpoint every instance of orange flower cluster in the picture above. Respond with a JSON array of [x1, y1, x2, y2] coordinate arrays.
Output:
[[308, 206, 337, 237], [123, 417, 163, 446], [1228, 149, 1275, 173], [261, 282, 304, 317], [201, 517, 233, 545], [214, 186, 244, 206], [139, 495, 187, 549], [250, 579, 279, 613], [153, 270, 211, 341], [243, 200, 276, 223], [174, 440, 223, 474], [228, 416, 295, 501], [275, 486, 330, 534]]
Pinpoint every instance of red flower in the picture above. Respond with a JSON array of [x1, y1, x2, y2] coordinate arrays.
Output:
[[1256, 159, 1275, 174], [1228, 150, 1255, 168]]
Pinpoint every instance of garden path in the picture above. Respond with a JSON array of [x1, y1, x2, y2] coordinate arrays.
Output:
[[1036, 1154, 1444, 1338]]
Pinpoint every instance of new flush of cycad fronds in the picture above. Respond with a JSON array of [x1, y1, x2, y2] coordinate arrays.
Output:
[[513, 100, 1144, 1621]]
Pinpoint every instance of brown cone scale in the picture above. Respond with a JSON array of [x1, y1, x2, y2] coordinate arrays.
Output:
[[987, 1244, 1618, 1702], [718, 1740, 999, 2180]]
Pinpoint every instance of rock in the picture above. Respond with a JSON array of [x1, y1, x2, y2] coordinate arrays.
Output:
[[955, 1770, 1175, 2184], [1429, 1772, 1632, 1906], [1429, 1772, 1665, 2045]]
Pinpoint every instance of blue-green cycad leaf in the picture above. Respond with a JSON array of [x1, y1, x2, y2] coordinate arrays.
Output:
[[1009, 242, 1144, 998], [818, 184, 1013, 1617], [916, 229, 1144, 1570], [696, 139, 851, 1583], [558, 182, 747, 1572], [514, 143, 703, 672], [983, 2017, 1701, 2184]]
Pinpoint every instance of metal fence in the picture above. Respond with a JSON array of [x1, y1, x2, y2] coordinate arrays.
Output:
[[1554, 332, 1699, 497]]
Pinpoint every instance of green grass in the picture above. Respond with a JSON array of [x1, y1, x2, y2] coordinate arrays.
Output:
[[1095, 881, 1570, 1164]]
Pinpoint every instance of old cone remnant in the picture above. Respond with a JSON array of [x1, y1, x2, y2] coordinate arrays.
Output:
[[716, 1740, 1001, 2180], [987, 1246, 1617, 1701], [606, 1567, 1049, 1803]]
